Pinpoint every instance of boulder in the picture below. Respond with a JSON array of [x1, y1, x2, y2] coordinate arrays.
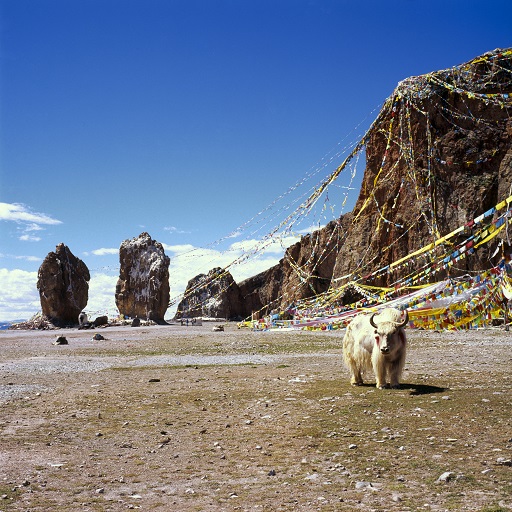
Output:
[[175, 267, 243, 320], [115, 232, 170, 323], [37, 243, 90, 327], [93, 315, 109, 327]]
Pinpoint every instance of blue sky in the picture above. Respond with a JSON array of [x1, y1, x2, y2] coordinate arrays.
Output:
[[1, 0, 511, 321]]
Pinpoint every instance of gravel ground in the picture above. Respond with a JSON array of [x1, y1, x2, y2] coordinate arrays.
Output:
[[1, 323, 511, 511]]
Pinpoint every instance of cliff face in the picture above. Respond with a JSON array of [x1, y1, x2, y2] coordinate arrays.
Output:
[[331, 48, 512, 287], [177, 49, 512, 320]]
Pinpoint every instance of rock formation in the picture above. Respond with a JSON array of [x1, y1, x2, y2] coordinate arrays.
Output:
[[175, 267, 243, 320], [115, 232, 170, 323], [178, 49, 512, 319], [37, 243, 90, 326], [330, 48, 512, 288]]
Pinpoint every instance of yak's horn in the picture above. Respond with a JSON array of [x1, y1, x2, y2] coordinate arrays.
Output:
[[398, 310, 409, 327], [369, 312, 378, 328]]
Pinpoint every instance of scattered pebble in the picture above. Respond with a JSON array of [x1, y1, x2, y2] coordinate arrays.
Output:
[[437, 471, 455, 482], [355, 481, 381, 490]]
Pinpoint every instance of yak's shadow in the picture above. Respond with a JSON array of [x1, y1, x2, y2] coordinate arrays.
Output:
[[400, 383, 448, 395], [351, 383, 447, 395]]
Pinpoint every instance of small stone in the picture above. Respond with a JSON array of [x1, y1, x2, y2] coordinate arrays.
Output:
[[268, 469, 276, 476], [96, 488, 105, 494], [349, 444, 357, 449], [1, 494, 8, 499], [496, 457, 512, 466], [437, 471, 455, 482]]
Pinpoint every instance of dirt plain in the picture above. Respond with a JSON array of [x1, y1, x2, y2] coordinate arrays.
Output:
[[0, 322, 511, 512]]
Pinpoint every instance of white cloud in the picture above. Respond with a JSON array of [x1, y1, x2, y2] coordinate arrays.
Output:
[[90, 248, 119, 256], [0, 202, 62, 242], [164, 226, 190, 234], [24, 223, 45, 232], [0, 253, 41, 262], [19, 234, 42, 242], [162, 243, 197, 254], [295, 223, 326, 235], [0, 268, 40, 321], [0, 202, 62, 225], [84, 273, 119, 318]]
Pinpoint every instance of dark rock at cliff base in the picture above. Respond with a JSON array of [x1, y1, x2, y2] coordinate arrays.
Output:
[[37, 244, 90, 327], [115, 232, 170, 323], [175, 267, 243, 320], [93, 315, 109, 327]]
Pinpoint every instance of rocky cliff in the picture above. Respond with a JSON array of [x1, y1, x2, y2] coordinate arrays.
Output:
[[115, 232, 170, 323], [37, 243, 90, 326], [330, 48, 512, 290], [178, 49, 512, 320]]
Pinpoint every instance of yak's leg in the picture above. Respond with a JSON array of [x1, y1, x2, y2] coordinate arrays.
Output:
[[388, 360, 402, 389], [346, 357, 364, 386], [373, 357, 388, 389]]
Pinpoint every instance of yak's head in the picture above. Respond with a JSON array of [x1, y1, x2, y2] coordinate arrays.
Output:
[[369, 310, 408, 354]]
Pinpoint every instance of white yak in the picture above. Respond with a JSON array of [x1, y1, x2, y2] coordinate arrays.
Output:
[[343, 308, 408, 389]]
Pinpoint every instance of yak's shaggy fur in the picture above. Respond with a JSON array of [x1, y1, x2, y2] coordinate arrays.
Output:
[[343, 308, 408, 389]]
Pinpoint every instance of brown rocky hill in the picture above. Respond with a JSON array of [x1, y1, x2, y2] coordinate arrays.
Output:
[[330, 48, 512, 289], [177, 48, 512, 320]]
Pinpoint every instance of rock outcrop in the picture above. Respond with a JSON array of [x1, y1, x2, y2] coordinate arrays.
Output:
[[37, 243, 90, 326], [115, 232, 170, 323], [175, 267, 243, 320], [178, 49, 512, 319], [331, 48, 512, 288]]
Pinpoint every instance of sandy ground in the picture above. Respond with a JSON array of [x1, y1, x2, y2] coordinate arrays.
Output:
[[0, 323, 511, 511]]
